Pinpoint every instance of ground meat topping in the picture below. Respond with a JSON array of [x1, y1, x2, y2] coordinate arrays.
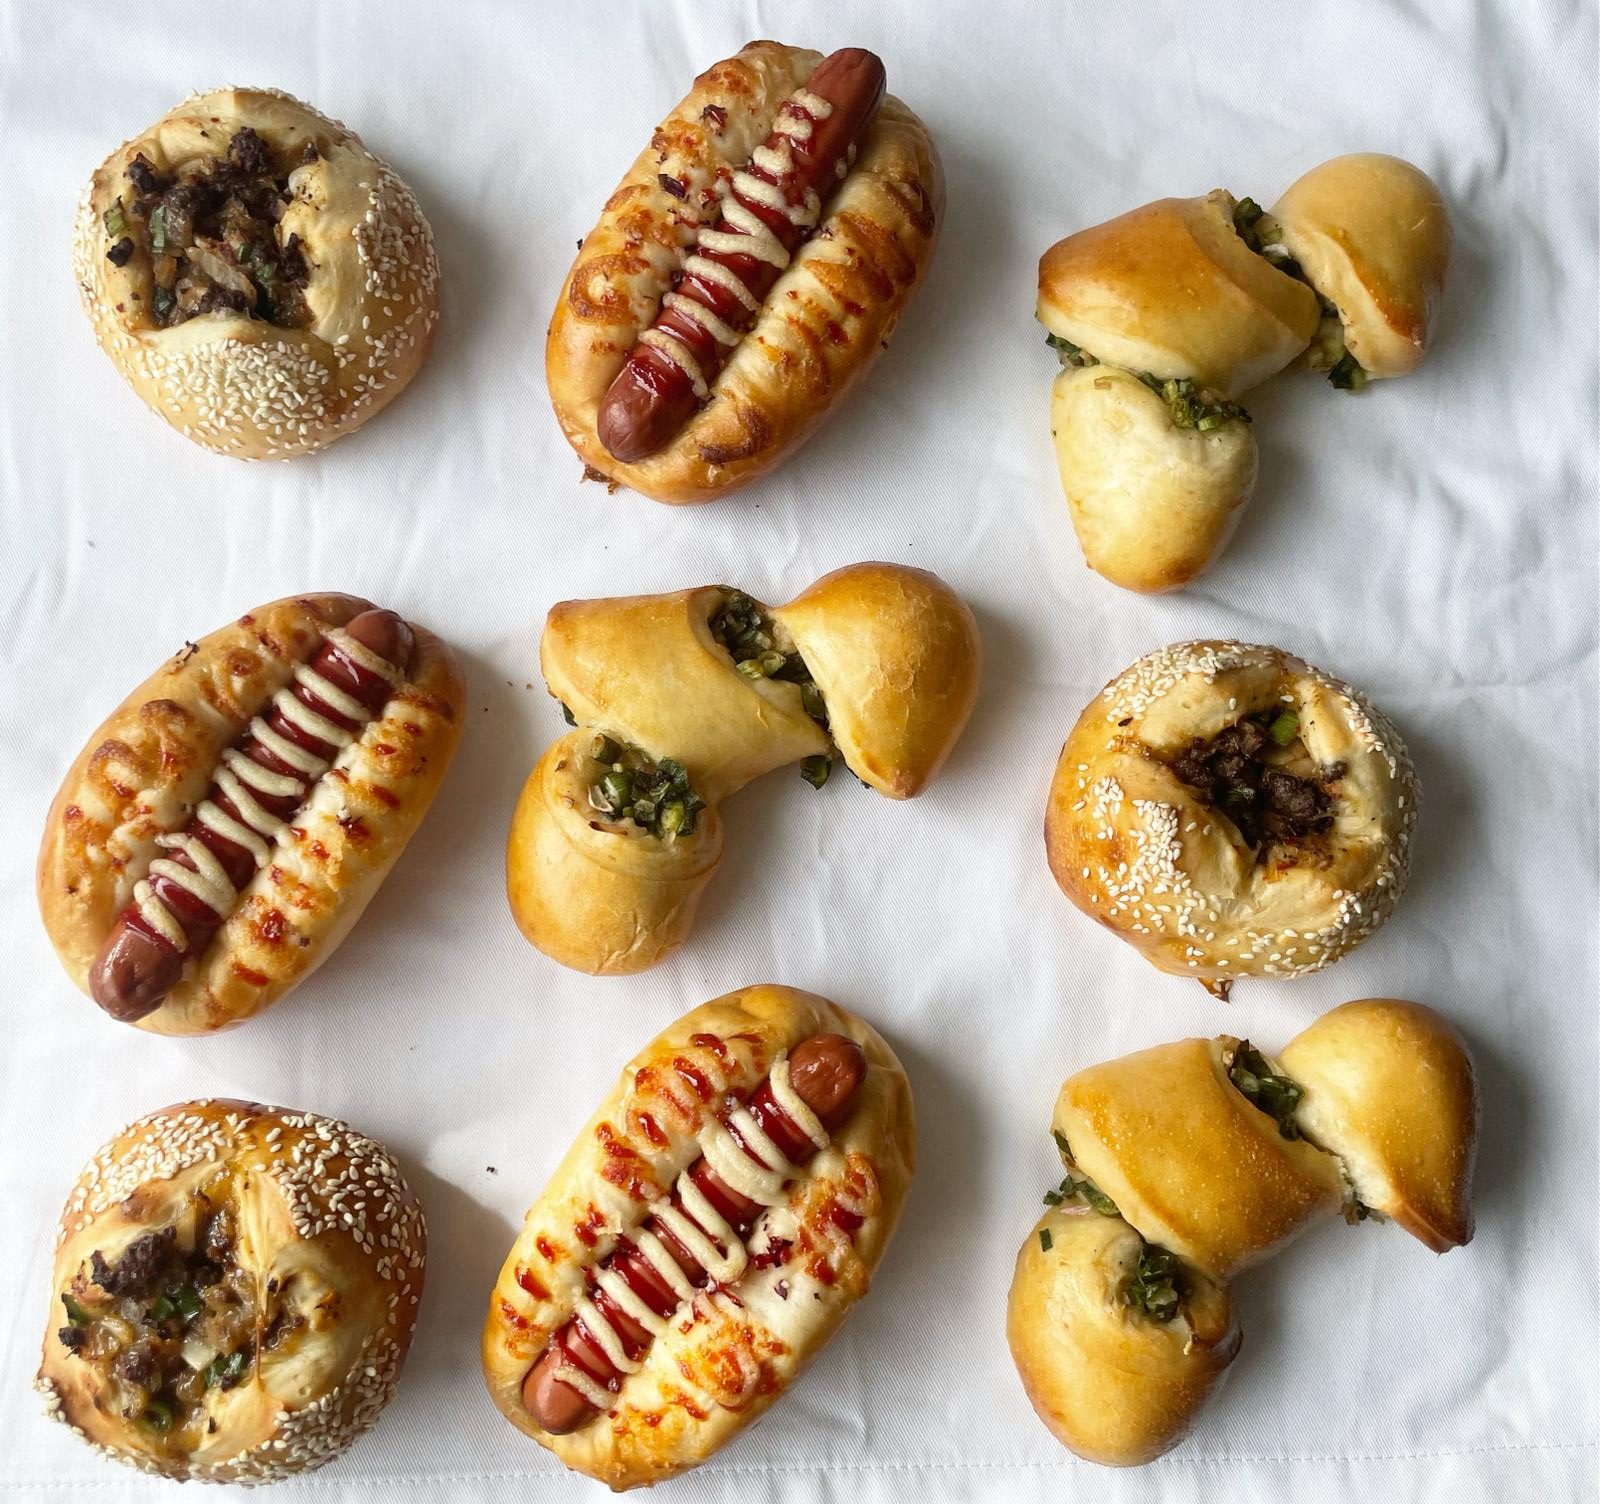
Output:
[[90, 1227, 176, 1296], [57, 1188, 288, 1448], [1168, 711, 1338, 849], [107, 127, 312, 330]]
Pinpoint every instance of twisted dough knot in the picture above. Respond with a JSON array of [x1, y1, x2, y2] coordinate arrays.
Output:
[[1036, 156, 1450, 591], [1008, 999, 1478, 1467], [506, 562, 980, 974]]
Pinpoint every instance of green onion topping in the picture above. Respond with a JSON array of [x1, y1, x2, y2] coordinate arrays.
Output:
[[587, 740, 705, 841], [1328, 351, 1370, 392], [1228, 1040, 1304, 1139], [148, 203, 169, 256], [1045, 1171, 1118, 1217], [1267, 710, 1300, 746], [1052, 1128, 1073, 1163], [1138, 373, 1251, 431], [1123, 1244, 1186, 1322], [103, 198, 127, 238], [1045, 332, 1098, 368], [149, 1294, 176, 1321], [801, 755, 831, 789], [709, 590, 830, 729], [61, 1292, 91, 1323], [561, 703, 577, 727], [142, 1397, 175, 1432], [169, 1284, 202, 1320], [1039, 1227, 1053, 1252]]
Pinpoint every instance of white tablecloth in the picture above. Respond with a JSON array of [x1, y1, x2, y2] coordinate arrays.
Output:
[[1, 0, 1595, 1499]]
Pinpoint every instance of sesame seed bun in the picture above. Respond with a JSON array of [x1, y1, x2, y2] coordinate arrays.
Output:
[[1045, 640, 1418, 996], [38, 1100, 425, 1483], [73, 88, 440, 459]]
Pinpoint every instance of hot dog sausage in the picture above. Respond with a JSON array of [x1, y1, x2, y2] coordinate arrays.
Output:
[[520, 1032, 866, 1433], [595, 48, 887, 464], [88, 609, 415, 1021]]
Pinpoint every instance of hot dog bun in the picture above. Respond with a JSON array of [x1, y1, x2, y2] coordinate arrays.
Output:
[[545, 41, 943, 503], [481, 984, 915, 1489], [37, 594, 464, 1034]]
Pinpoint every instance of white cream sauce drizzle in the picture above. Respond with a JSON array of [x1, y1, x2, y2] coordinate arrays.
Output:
[[641, 83, 838, 391], [563, 1068, 833, 1406], [133, 643, 392, 947]]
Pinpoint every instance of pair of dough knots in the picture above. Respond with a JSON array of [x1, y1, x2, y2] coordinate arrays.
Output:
[[506, 562, 982, 974]]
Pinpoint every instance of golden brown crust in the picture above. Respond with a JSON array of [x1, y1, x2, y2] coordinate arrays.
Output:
[[772, 563, 982, 797], [542, 586, 829, 805], [1037, 191, 1318, 398], [37, 1099, 424, 1483], [545, 42, 943, 503], [1048, 366, 1258, 593], [74, 88, 439, 459], [508, 566, 978, 974], [1007, 1207, 1238, 1466], [1055, 1038, 1345, 1281], [480, 985, 915, 1489], [1044, 640, 1417, 995], [37, 594, 465, 1034], [1272, 154, 1451, 379], [505, 731, 726, 975], [1279, 999, 1478, 1250]]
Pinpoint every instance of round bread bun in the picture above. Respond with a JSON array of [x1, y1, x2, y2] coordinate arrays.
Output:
[[772, 563, 983, 798], [1007, 1205, 1239, 1466], [1279, 998, 1478, 1251], [1045, 640, 1418, 996], [505, 730, 727, 975], [1271, 154, 1450, 379], [73, 88, 440, 459], [37, 1100, 425, 1483], [1049, 365, 1258, 593], [1038, 191, 1319, 398], [1054, 1037, 1346, 1282]]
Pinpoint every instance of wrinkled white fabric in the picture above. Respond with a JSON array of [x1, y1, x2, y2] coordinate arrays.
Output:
[[0, 0, 1594, 1499]]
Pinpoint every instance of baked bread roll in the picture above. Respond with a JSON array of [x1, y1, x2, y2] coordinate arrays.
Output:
[[74, 88, 440, 459], [1036, 157, 1451, 591], [481, 984, 914, 1489], [506, 563, 980, 974], [546, 41, 943, 503], [1049, 364, 1258, 593], [1038, 190, 1320, 398], [1007, 1206, 1239, 1468], [1054, 1036, 1345, 1281], [1277, 998, 1477, 1250], [1045, 640, 1417, 997], [38, 594, 464, 1033], [1007, 998, 1478, 1466], [37, 1099, 425, 1483], [1270, 153, 1451, 380]]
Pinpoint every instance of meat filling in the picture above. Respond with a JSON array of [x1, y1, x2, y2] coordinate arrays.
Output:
[[55, 1184, 302, 1447], [1167, 710, 1343, 853], [102, 128, 317, 329]]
